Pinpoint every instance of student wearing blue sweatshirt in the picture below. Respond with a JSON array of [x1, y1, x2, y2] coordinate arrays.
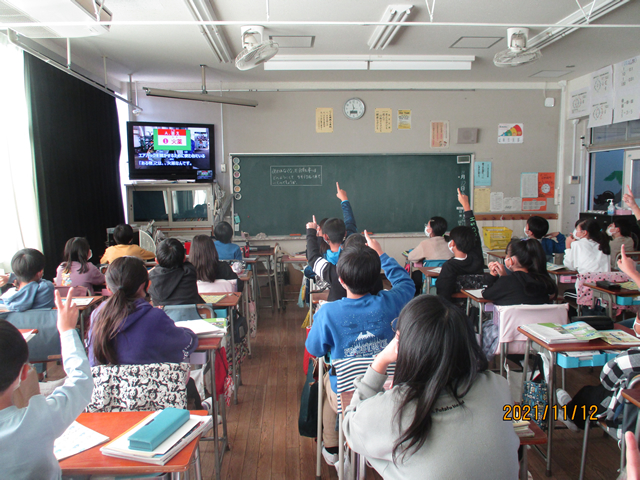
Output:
[[212, 221, 243, 261], [0, 248, 54, 312], [305, 230, 414, 466], [524, 216, 566, 261], [0, 289, 93, 479]]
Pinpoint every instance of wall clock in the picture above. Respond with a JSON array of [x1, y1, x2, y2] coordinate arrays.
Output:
[[343, 98, 365, 120]]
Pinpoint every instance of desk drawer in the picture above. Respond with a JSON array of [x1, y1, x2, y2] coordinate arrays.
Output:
[[616, 296, 640, 306], [559, 275, 577, 283], [557, 351, 619, 368]]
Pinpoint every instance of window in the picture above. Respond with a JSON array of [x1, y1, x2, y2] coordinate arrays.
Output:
[[591, 119, 640, 146], [589, 149, 624, 210]]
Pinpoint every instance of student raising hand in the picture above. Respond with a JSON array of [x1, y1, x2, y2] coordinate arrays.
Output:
[[336, 182, 348, 202], [306, 215, 318, 231], [54, 288, 79, 333], [457, 188, 471, 212], [618, 245, 640, 283], [364, 230, 383, 256]]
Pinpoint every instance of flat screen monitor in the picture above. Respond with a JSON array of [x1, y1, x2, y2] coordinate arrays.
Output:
[[127, 121, 214, 180]]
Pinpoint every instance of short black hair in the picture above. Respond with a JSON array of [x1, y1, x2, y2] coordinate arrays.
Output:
[[323, 218, 346, 244], [343, 233, 366, 250], [526, 216, 549, 239], [11, 248, 45, 283], [448, 226, 475, 254], [612, 218, 632, 237], [156, 238, 185, 269], [336, 246, 381, 295], [0, 320, 28, 394], [429, 217, 448, 237], [214, 221, 233, 244], [114, 224, 134, 245]]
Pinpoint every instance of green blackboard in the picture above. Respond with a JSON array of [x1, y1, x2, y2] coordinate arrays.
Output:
[[232, 154, 470, 235]]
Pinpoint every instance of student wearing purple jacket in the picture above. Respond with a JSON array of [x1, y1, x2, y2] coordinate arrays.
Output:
[[87, 256, 197, 367], [54, 237, 105, 295]]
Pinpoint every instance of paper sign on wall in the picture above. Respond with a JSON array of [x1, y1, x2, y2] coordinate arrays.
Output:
[[589, 99, 613, 128], [498, 123, 523, 144], [503, 197, 522, 211], [521, 173, 538, 198], [613, 56, 640, 124], [474, 161, 492, 187], [474, 187, 491, 212], [538, 172, 555, 198], [430, 121, 449, 148], [398, 110, 411, 130], [315, 108, 333, 133], [375, 108, 393, 133], [490, 192, 504, 212], [568, 88, 590, 119], [522, 198, 548, 211]]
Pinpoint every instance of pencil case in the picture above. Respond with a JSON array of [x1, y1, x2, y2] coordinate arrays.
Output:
[[128, 408, 190, 451]]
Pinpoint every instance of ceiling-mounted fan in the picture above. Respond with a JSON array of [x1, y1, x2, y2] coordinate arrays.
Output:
[[493, 28, 542, 68], [235, 26, 279, 71]]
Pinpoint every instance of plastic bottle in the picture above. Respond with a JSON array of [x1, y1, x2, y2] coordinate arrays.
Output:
[[607, 199, 615, 216]]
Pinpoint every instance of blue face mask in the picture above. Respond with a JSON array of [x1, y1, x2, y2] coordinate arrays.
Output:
[[325, 247, 342, 265]]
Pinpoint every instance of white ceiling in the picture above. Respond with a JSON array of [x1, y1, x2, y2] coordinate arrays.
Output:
[[7, 0, 640, 90]]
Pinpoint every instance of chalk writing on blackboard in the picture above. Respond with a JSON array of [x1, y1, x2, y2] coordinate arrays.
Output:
[[270, 166, 323, 187]]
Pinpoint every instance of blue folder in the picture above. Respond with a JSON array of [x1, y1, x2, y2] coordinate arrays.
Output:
[[128, 408, 190, 452]]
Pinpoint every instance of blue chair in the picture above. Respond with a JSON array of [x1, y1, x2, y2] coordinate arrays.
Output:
[[421, 259, 447, 295], [2, 309, 60, 373]]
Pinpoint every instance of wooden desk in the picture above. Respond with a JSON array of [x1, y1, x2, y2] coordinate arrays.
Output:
[[59, 411, 207, 478], [195, 337, 226, 480], [518, 324, 633, 476], [207, 292, 242, 405], [584, 283, 640, 319], [415, 266, 441, 278], [58, 296, 104, 340], [486, 250, 506, 264], [19, 328, 38, 342], [280, 255, 308, 307], [248, 248, 279, 311], [460, 289, 492, 341]]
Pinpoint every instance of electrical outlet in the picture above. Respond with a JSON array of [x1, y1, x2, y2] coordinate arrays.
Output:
[[570, 196, 575, 204], [220, 163, 227, 173]]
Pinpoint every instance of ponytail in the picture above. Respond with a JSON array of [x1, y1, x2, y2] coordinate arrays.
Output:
[[90, 256, 148, 365], [578, 219, 611, 255], [509, 239, 558, 299]]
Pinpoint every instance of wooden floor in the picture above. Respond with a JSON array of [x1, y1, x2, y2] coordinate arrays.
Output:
[[192, 299, 624, 480]]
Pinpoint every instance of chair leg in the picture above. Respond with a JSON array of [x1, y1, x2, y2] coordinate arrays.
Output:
[[579, 420, 591, 480], [500, 343, 506, 377], [338, 414, 345, 480], [194, 444, 203, 480], [316, 360, 324, 480]]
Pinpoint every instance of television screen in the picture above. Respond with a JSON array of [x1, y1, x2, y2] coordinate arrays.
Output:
[[127, 121, 214, 180]]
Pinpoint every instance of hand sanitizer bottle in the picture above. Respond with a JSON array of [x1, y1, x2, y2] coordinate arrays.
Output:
[[607, 199, 615, 216]]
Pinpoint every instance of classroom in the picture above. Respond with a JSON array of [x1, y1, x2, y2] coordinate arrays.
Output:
[[1, 1, 640, 479]]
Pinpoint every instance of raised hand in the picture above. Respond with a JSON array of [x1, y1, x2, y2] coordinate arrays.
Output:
[[457, 188, 470, 211], [364, 230, 383, 256], [336, 182, 348, 202], [618, 244, 639, 279], [306, 215, 318, 231], [55, 288, 79, 334]]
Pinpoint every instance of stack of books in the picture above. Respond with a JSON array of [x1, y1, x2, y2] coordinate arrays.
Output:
[[512, 419, 534, 438], [175, 319, 226, 338], [521, 321, 640, 346]]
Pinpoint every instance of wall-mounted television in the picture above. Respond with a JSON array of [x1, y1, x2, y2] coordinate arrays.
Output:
[[127, 121, 214, 181]]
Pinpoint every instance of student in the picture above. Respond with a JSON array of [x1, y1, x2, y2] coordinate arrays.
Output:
[[305, 231, 414, 466], [148, 238, 204, 306], [524, 215, 566, 259], [481, 238, 558, 356], [563, 218, 611, 273], [213, 221, 243, 261], [0, 248, 54, 312], [607, 218, 635, 270], [616, 245, 640, 333], [54, 237, 105, 295], [88, 256, 198, 366], [407, 215, 453, 295], [435, 189, 484, 302], [342, 295, 519, 479], [306, 222, 381, 300], [100, 224, 156, 264], [189, 234, 242, 293], [0, 290, 93, 479]]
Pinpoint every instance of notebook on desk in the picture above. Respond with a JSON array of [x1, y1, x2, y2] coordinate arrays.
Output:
[[200, 294, 227, 304]]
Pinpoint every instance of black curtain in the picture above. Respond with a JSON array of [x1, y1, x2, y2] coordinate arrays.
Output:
[[24, 53, 124, 279]]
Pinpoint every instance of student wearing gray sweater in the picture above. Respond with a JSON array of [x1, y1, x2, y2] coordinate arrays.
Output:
[[343, 295, 519, 479]]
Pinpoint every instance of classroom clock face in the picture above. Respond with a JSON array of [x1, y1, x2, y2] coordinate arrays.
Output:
[[344, 98, 365, 120]]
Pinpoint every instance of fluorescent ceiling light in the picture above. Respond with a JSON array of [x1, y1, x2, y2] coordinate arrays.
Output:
[[143, 87, 258, 107], [528, 0, 629, 49], [265, 54, 474, 71], [368, 4, 413, 50], [184, 0, 232, 63]]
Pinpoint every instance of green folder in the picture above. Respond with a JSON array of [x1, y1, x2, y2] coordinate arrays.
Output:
[[128, 408, 190, 452]]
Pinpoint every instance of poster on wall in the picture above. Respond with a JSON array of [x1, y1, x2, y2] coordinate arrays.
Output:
[[538, 172, 555, 198], [430, 121, 449, 148], [490, 192, 504, 212], [315, 108, 333, 133], [591, 65, 614, 101], [498, 123, 523, 144], [521, 172, 538, 198], [474, 161, 492, 187], [568, 87, 590, 119], [522, 198, 548, 211], [589, 99, 613, 128], [375, 108, 393, 133], [613, 56, 640, 124], [398, 110, 411, 130], [503, 197, 522, 211]]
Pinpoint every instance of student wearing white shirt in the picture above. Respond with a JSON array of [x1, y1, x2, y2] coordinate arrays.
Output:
[[563, 218, 611, 274]]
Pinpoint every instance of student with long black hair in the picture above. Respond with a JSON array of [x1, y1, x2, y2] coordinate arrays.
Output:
[[88, 256, 197, 366], [54, 237, 105, 295], [343, 295, 519, 479], [563, 218, 611, 273], [189, 235, 242, 293]]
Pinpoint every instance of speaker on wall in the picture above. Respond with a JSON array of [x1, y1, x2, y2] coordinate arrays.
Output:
[[457, 128, 478, 144]]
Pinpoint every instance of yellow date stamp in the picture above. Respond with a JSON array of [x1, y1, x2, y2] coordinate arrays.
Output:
[[503, 404, 598, 422]]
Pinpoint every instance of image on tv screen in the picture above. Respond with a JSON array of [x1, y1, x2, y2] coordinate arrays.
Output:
[[132, 125, 211, 171]]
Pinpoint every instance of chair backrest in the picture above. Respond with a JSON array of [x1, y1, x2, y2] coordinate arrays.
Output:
[[495, 303, 569, 355], [162, 304, 203, 322], [3, 309, 60, 363], [576, 272, 631, 307], [333, 357, 396, 414], [197, 279, 237, 294], [422, 259, 447, 268], [85, 362, 190, 412], [54, 285, 88, 297]]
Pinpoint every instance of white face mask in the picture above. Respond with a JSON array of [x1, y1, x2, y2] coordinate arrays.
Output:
[[424, 226, 431, 237], [572, 229, 578, 238], [448, 241, 455, 254], [606, 226, 615, 236], [524, 226, 529, 237]]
